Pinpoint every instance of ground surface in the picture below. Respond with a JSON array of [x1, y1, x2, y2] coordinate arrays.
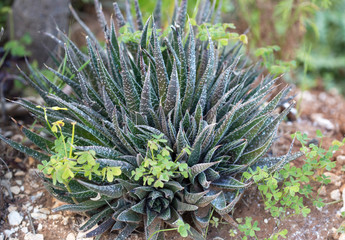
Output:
[[1, 89, 345, 240]]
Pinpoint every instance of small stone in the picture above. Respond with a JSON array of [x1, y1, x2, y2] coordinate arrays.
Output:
[[264, 219, 268, 224], [340, 188, 345, 213], [311, 113, 335, 130], [66, 233, 75, 240], [31, 212, 47, 220], [4, 229, 15, 237], [4, 172, 13, 179], [10, 186, 21, 195], [331, 189, 341, 201], [76, 232, 93, 240], [15, 180, 22, 185], [21, 227, 28, 234], [39, 208, 50, 214], [324, 172, 342, 187], [14, 171, 25, 177], [319, 186, 327, 196], [337, 155, 345, 165], [28, 157, 35, 165], [14, 157, 22, 163], [48, 214, 62, 220], [37, 224, 43, 231], [24, 233, 44, 240], [20, 186, 24, 191], [62, 217, 69, 225], [8, 205, 17, 212], [8, 211, 23, 226]]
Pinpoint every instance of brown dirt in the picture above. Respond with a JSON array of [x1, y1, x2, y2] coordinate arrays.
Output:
[[1, 88, 345, 240]]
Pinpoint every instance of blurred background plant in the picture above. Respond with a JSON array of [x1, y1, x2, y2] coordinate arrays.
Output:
[[296, 0, 345, 93]]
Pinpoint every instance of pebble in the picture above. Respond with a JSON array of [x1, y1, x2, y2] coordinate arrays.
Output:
[[341, 188, 345, 213], [14, 170, 25, 177], [8, 211, 23, 226], [331, 189, 341, 201], [4, 172, 13, 179], [8, 205, 17, 212], [15, 180, 22, 185], [31, 213, 47, 220], [48, 214, 63, 220], [24, 233, 44, 240], [337, 155, 345, 165], [21, 227, 28, 234], [264, 219, 268, 224], [4, 229, 15, 237], [319, 186, 327, 196], [39, 208, 50, 214], [10, 186, 21, 195], [66, 233, 75, 240], [311, 113, 335, 130], [37, 223, 43, 231], [324, 172, 342, 187], [76, 232, 93, 240]]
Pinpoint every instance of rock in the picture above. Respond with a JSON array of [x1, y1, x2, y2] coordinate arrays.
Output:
[[76, 232, 93, 240], [48, 214, 62, 220], [10, 186, 21, 195], [11, 0, 70, 66], [8, 211, 23, 226], [311, 113, 335, 130], [341, 188, 345, 213], [8, 205, 17, 212], [4, 172, 12, 179], [4, 229, 15, 237], [37, 223, 43, 231], [15, 180, 22, 185], [66, 233, 75, 240], [264, 219, 268, 224], [331, 189, 341, 201], [324, 172, 342, 187], [21, 227, 28, 234], [319, 186, 327, 196], [24, 233, 44, 240], [39, 208, 50, 214], [337, 155, 345, 165], [31, 212, 47, 220], [14, 171, 25, 177]]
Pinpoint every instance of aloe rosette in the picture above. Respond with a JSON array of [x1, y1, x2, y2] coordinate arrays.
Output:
[[0, 0, 301, 239]]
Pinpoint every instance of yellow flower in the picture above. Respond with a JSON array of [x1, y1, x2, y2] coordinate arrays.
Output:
[[50, 106, 68, 111], [51, 120, 65, 133]]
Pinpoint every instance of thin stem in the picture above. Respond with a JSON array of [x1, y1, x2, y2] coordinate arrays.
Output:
[[64, 181, 78, 204], [148, 228, 177, 240], [69, 122, 76, 159], [204, 206, 215, 239]]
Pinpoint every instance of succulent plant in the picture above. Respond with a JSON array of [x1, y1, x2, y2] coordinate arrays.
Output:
[[0, 0, 301, 239]]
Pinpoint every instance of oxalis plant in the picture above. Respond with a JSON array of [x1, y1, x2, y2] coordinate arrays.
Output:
[[0, 0, 301, 239]]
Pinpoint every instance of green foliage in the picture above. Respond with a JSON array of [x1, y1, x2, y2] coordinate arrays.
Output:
[[0, 0, 300, 239], [238, 217, 260, 239], [132, 134, 190, 188], [244, 130, 343, 219], [0, 0, 12, 28], [3, 33, 32, 57], [233, 0, 331, 77], [37, 107, 121, 188], [296, 0, 345, 93], [254, 45, 296, 76]]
